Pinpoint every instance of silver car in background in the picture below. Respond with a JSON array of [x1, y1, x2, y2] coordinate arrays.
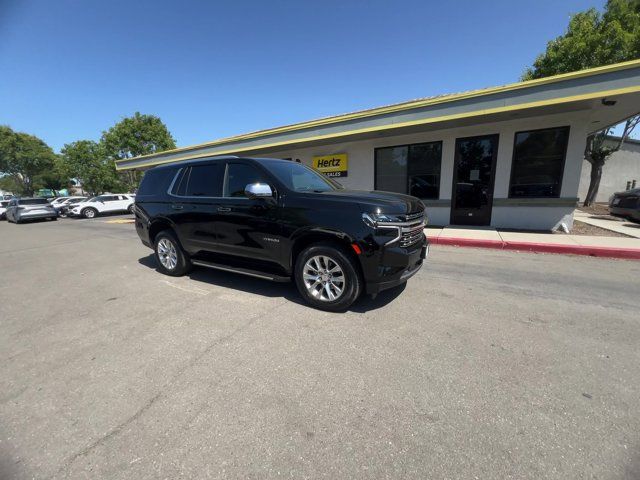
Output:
[[5, 198, 58, 223]]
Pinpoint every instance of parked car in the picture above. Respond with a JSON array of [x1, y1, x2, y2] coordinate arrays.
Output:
[[134, 157, 428, 311], [68, 194, 135, 218], [0, 200, 9, 220], [49, 196, 70, 207], [52, 196, 87, 215], [5, 198, 58, 223], [59, 197, 88, 216], [609, 188, 640, 222]]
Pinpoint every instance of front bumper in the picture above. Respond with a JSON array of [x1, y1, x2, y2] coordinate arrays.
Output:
[[362, 235, 428, 295], [610, 205, 639, 220]]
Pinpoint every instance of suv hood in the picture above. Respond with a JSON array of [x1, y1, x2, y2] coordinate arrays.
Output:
[[316, 189, 424, 214]]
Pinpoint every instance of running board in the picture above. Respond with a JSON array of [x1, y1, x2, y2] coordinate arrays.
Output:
[[191, 260, 290, 282]]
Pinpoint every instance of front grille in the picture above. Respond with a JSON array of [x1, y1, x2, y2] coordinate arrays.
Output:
[[400, 223, 425, 248], [401, 211, 424, 222]]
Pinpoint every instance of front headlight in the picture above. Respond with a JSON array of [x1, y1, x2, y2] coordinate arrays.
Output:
[[362, 212, 404, 227]]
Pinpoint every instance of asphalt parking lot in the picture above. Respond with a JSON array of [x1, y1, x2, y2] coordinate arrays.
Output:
[[1, 216, 639, 479]]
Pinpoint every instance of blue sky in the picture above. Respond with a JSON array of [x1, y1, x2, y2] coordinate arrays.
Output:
[[0, 0, 606, 152]]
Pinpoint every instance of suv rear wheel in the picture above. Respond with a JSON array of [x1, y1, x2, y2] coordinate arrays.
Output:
[[294, 243, 362, 312], [154, 230, 192, 276]]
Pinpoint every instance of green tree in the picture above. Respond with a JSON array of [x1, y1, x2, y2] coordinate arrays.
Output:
[[522, 0, 640, 206], [60, 140, 123, 195], [35, 156, 72, 193], [101, 112, 176, 191], [0, 126, 58, 196]]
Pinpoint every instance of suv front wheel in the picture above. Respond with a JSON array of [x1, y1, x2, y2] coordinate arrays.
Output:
[[294, 243, 362, 312], [82, 207, 97, 219], [154, 230, 192, 276]]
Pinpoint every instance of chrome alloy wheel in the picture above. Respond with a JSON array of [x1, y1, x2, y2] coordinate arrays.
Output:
[[303, 255, 345, 302], [157, 238, 178, 270]]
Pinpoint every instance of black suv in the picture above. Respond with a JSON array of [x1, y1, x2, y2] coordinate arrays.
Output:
[[134, 157, 428, 311]]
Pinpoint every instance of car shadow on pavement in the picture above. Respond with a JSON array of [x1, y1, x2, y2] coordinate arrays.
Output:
[[138, 254, 405, 312]]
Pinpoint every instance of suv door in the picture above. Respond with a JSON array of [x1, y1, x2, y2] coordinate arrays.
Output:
[[96, 195, 118, 212], [168, 163, 224, 254], [214, 161, 282, 265]]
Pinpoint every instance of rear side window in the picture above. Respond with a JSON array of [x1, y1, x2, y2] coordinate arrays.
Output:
[[185, 164, 223, 197], [172, 168, 189, 196], [138, 168, 177, 196], [19, 198, 49, 205], [225, 163, 268, 197]]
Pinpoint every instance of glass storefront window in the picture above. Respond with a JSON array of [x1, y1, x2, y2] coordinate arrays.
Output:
[[509, 126, 570, 198], [375, 141, 442, 199]]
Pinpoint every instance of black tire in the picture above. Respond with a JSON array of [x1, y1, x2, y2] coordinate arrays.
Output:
[[127, 204, 134, 214], [154, 230, 192, 276], [82, 207, 98, 219], [294, 242, 363, 312]]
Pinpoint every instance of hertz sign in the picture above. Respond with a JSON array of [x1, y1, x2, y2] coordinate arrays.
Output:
[[312, 154, 348, 177]]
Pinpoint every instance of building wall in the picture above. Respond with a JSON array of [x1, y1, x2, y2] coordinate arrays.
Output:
[[261, 111, 589, 230], [578, 139, 640, 202]]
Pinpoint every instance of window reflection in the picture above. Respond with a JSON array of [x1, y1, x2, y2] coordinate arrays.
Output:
[[375, 141, 442, 199], [509, 127, 570, 198]]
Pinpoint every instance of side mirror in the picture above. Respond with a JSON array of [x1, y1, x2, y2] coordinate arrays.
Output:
[[244, 183, 273, 199]]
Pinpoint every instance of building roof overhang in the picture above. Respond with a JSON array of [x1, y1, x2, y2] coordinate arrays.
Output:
[[116, 59, 640, 170]]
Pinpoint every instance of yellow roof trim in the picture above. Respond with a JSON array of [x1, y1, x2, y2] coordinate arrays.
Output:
[[116, 59, 640, 163], [116, 83, 640, 170], [117, 59, 640, 165]]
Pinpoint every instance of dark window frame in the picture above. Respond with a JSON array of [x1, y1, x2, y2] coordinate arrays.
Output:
[[508, 126, 571, 199], [374, 140, 443, 199]]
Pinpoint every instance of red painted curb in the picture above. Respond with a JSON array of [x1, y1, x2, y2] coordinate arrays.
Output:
[[503, 241, 640, 260], [426, 235, 640, 260], [431, 236, 504, 250]]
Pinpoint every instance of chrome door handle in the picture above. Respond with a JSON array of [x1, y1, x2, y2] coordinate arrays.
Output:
[[217, 207, 231, 212], [171, 204, 184, 210]]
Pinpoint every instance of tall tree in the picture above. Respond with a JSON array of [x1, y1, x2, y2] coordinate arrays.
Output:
[[35, 156, 71, 193], [522, 0, 640, 206], [0, 126, 57, 195], [60, 140, 123, 195], [101, 112, 176, 191]]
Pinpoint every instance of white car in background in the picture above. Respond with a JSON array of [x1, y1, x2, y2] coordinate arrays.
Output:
[[0, 200, 9, 220], [68, 194, 135, 219], [52, 196, 88, 214], [49, 196, 70, 207]]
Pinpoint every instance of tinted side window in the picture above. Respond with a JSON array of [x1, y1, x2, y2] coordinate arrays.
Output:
[[138, 168, 177, 196], [225, 163, 267, 197], [185, 164, 223, 197], [20, 198, 49, 205], [172, 168, 189, 196]]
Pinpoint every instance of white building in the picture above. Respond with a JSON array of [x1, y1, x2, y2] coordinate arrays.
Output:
[[578, 136, 640, 203], [117, 60, 640, 231]]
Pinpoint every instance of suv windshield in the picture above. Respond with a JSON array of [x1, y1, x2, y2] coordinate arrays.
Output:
[[263, 160, 342, 192]]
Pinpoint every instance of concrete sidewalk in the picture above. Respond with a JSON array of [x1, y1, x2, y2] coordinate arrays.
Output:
[[574, 210, 640, 238], [426, 226, 640, 260]]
